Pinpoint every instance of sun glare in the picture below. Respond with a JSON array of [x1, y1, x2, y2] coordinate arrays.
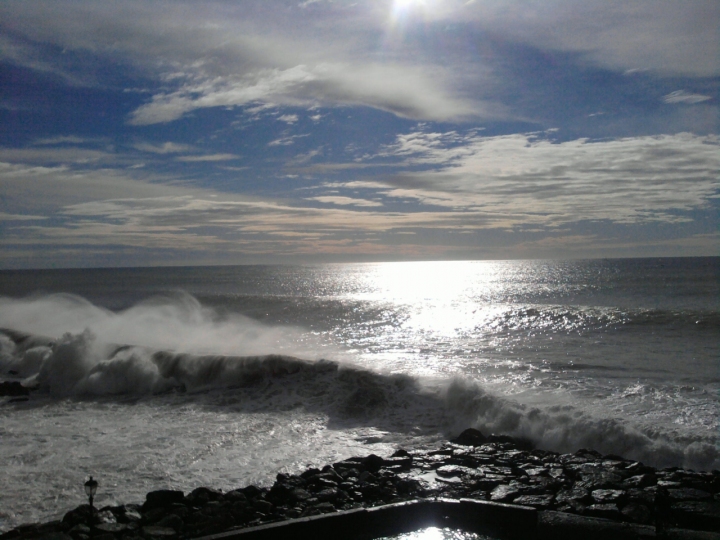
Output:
[[393, 0, 426, 15]]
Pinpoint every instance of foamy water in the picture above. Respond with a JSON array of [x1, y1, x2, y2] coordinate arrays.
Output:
[[0, 258, 718, 531]]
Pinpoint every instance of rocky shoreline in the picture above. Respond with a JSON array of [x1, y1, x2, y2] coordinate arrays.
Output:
[[2, 429, 719, 540]]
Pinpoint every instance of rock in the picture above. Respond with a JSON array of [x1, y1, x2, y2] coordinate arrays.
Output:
[[667, 488, 713, 501], [671, 500, 720, 531], [622, 473, 657, 488], [95, 523, 127, 534], [620, 502, 653, 524], [289, 487, 312, 502], [435, 465, 483, 480], [68, 524, 90, 537], [300, 468, 321, 479], [141, 526, 177, 538], [0, 381, 29, 396], [576, 470, 624, 490], [225, 490, 247, 502], [380, 457, 412, 470], [94, 510, 116, 525], [142, 490, 184, 512], [315, 488, 339, 502], [361, 454, 384, 473], [452, 428, 487, 446], [62, 506, 92, 527], [556, 487, 592, 505], [513, 494, 554, 509], [490, 483, 522, 502], [240, 485, 263, 499], [154, 515, 183, 531], [252, 499, 273, 514], [584, 503, 622, 520], [311, 502, 336, 514], [591, 489, 625, 504], [187, 487, 223, 504]]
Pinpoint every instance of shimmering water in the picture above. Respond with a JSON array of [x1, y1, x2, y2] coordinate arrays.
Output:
[[0, 258, 718, 531]]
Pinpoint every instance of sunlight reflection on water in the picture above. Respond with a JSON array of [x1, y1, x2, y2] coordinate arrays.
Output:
[[377, 526, 494, 540]]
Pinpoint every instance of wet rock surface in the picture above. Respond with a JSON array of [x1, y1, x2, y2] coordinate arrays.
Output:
[[2, 431, 719, 539]]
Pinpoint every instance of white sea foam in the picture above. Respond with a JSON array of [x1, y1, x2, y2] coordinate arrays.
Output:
[[2, 325, 718, 473]]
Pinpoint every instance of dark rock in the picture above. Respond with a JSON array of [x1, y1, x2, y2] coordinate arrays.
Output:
[[591, 489, 625, 504], [620, 502, 653, 524], [94, 510, 115, 525], [391, 449, 411, 458], [142, 490, 184, 512], [95, 523, 127, 534], [62, 505, 91, 527], [225, 490, 247, 502], [320, 467, 344, 482], [452, 428, 487, 446], [490, 483, 522, 502], [187, 487, 223, 504], [513, 494, 554, 509], [556, 487, 592, 505], [289, 487, 311, 502], [315, 488, 339, 502], [153, 515, 183, 531], [0, 381, 29, 396], [68, 524, 90, 537], [435, 465, 483, 480], [667, 488, 713, 501], [141, 525, 177, 538], [252, 499, 273, 514], [240, 485, 263, 499], [671, 500, 720, 531], [576, 470, 624, 490], [300, 468, 321, 479], [362, 454, 384, 473], [380, 457, 412, 470], [584, 503, 622, 520], [622, 473, 656, 488]]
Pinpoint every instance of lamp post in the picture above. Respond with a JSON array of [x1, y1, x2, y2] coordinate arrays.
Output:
[[84, 476, 98, 539]]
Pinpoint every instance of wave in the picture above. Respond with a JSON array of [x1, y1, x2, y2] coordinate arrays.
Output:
[[1, 326, 718, 472], [477, 305, 720, 334]]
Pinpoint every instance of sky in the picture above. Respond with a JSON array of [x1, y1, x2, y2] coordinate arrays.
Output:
[[0, 0, 718, 268]]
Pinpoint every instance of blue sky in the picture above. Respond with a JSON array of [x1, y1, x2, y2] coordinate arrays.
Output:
[[0, 0, 718, 268]]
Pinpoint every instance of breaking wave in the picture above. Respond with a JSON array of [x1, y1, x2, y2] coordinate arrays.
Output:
[[1, 325, 718, 472]]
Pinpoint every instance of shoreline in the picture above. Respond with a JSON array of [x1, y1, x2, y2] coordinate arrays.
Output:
[[2, 430, 719, 540]]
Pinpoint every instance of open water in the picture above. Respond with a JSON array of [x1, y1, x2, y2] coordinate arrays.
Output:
[[0, 258, 718, 531]]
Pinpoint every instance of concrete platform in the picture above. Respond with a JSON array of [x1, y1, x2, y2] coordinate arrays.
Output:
[[193, 499, 720, 540]]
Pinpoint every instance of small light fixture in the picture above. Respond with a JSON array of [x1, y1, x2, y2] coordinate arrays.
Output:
[[84, 476, 98, 500], [84, 476, 98, 537]]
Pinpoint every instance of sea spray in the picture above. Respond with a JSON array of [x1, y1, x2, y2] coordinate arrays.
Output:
[[4, 327, 718, 471]]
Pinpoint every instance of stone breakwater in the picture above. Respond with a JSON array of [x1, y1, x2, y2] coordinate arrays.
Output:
[[2, 430, 719, 540]]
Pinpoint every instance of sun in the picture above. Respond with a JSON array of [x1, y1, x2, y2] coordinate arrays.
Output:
[[394, 0, 424, 8]]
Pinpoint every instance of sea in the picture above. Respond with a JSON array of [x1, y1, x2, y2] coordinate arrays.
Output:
[[0, 257, 718, 531]]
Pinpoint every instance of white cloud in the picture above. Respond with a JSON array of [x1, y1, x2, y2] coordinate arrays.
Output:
[[0, 212, 48, 221], [175, 153, 240, 162], [33, 135, 98, 146], [0, 147, 117, 165], [307, 196, 383, 207], [128, 62, 477, 125], [133, 142, 195, 154], [663, 90, 713, 104], [269, 134, 311, 147], [278, 114, 299, 124], [364, 131, 720, 225]]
